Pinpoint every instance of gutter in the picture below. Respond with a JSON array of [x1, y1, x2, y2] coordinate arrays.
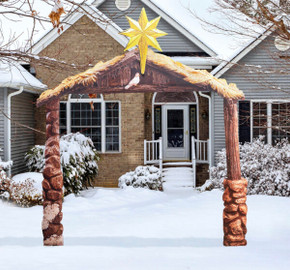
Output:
[[198, 91, 212, 168], [7, 86, 24, 176]]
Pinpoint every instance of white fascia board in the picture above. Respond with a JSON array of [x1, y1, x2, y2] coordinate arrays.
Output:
[[1, 83, 46, 94], [93, 0, 217, 57], [211, 28, 274, 78], [92, 0, 106, 5], [31, 5, 128, 55], [171, 56, 220, 66]]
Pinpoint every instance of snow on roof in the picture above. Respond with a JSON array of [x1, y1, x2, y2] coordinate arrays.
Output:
[[0, 61, 47, 92], [148, 0, 243, 58]]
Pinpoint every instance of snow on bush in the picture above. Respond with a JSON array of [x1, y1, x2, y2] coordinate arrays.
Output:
[[25, 133, 100, 194], [0, 149, 41, 207], [200, 137, 290, 197], [119, 166, 163, 191], [0, 148, 13, 200]]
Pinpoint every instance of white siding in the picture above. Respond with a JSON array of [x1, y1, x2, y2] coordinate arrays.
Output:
[[10, 90, 36, 174], [0, 88, 5, 161], [213, 34, 290, 164]]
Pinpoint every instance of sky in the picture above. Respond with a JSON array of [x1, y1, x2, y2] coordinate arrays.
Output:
[[1, 0, 252, 59]]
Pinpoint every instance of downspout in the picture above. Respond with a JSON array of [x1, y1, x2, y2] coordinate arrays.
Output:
[[198, 91, 212, 168], [7, 86, 24, 176]]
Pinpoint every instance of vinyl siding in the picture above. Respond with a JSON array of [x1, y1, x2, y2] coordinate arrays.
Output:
[[213, 34, 290, 164], [0, 88, 5, 161], [98, 0, 207, 53], [9, 90, 36, 175]]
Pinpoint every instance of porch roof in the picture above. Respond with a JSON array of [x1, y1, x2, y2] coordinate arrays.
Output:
[[37, 49, 244, 107]]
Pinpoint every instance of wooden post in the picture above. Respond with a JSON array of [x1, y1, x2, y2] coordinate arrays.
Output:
[[42, 99, 64, 246], [223, 98, 247, 246]]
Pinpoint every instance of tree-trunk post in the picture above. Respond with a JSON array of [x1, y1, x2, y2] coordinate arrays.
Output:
[[42, 99, 64, 246], [223, 98, 247, 246]]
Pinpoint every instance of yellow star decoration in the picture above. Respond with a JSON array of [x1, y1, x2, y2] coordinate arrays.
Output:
[[120, 8, 167, 74]]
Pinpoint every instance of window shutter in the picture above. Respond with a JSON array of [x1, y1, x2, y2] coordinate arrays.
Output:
[[238, 101, 251, 144]]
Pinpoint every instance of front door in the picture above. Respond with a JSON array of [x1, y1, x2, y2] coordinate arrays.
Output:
[[162, 105, 189, 160]]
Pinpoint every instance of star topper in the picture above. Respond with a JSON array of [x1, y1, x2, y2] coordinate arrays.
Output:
[[120, 8, 167, 74]]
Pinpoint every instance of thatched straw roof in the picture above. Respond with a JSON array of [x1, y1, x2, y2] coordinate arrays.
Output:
[[37, 49, 244, 106]]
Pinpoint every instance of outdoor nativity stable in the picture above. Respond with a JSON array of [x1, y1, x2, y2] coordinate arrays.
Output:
[[37, 7, 248, 247]]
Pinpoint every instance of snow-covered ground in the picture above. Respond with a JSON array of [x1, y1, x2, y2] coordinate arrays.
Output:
[[1, 188, 290, 270]]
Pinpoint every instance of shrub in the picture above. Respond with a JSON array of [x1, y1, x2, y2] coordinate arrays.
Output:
[[200, 137, 290, 197], [119, 166, 163, 191], [25, 133, 100, 194], [0, 148, 13, 201], [1, 177, 43, 207], [0, 149, 42, 207]]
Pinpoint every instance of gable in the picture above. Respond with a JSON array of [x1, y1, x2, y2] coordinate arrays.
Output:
[[36, 15, 125, 89], [98, 0, 211, 55], [221, 33, 289, 99]]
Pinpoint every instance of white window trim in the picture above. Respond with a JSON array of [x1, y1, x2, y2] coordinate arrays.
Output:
[[249, 99, 290, 144], [61, 95, 121, 154]]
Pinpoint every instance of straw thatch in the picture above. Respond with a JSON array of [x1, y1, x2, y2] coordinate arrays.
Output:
[[37, 48, 244, 106]]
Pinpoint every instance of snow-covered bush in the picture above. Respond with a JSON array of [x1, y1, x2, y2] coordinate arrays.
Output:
[[6, 178, 42, 207], [200, 137, 290, 196], [0, 148, 13, 201], [25, 133, 100, 194], [25, 145, 45, 172], [119, 166, 163, 191], [0, 148, 42, 207]]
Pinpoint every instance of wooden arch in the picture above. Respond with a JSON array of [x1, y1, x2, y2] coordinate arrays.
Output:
[[37, 49, 247, 246]]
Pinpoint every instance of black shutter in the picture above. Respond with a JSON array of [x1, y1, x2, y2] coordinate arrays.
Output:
[[239, 101, 251, 143], [154, 106, 162, 140], [189, 105, 197, 139]]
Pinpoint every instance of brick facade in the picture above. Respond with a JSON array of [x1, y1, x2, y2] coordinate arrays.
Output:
[[34, 15, 209, 188]]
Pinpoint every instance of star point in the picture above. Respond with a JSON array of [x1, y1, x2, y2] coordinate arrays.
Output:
[[120, 8, 167, 74]]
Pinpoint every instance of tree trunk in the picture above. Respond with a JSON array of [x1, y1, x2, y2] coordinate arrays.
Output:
[[223, 98, 247, 246], [42, 100, 64, 246]]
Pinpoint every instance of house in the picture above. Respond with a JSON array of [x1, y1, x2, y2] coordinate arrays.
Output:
[[31, 0, 289, 187], [0, 61, 46, 175]]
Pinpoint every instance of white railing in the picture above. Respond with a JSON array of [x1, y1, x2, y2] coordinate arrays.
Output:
[[192, 137, 210, 164], [144, 137, 163, 171], [192, 136, 211, 187], [191, 136, 197, 188]]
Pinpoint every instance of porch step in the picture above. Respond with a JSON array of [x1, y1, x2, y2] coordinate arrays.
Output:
[[162, 162, 192, 168], [162, 166, 195, 193]]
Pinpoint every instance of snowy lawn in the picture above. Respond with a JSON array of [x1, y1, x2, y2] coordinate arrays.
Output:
[[1, 188, 290, 270]]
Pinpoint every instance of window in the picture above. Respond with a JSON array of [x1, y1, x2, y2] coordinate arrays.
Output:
[[71, 103, 102, 151], [115, 0, 131, 11], [238, 101, 250, 144], [252, 102, 268, 143], [60, 96, 121, 153], [60, 102, 67, 136], [238, 100, 290, 144], [272, 102, 290, 144], [105, 102, 120, 151]]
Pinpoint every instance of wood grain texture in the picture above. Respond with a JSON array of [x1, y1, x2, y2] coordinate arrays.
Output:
[[223, 98, 247, 246], [42, 99, 64, 246]]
